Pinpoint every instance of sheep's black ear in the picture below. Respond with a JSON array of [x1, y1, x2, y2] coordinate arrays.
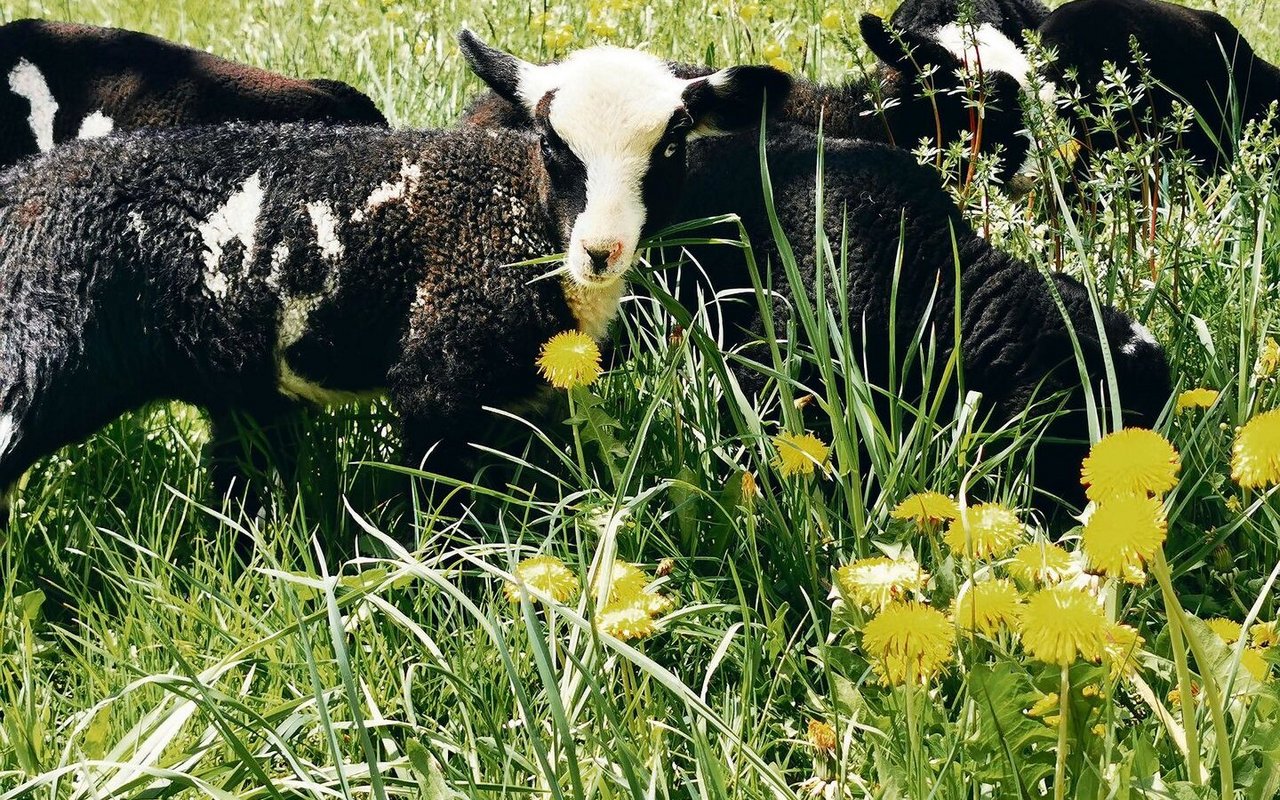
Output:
[[860, 13, 954, 73], [682, 66, 792, 135], [459, 29, 527, 106]]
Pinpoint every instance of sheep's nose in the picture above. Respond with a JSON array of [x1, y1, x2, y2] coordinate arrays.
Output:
[[584, 244, 616, 275]]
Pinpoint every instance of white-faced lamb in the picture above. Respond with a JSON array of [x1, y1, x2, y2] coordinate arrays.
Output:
[[0, 18, 387, 168], [662, 130, 1171, 507], [0, 33, 789, 521], [463, 14, 1036, 181], [1037, 0, 1280, 170]]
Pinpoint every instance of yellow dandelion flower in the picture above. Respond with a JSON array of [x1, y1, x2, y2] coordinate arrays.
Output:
[[1081, 494, 1167, 582], [1055, 138, 1082, 164], [740, 470, 759, 507], [1206, 617, 1243, 644], [537, 330, 602, 389], [1232, 408, 1280, 489], [762, 41, 784, 60], [820, 7, 842, 30], [1251, 621, 1279, 649], [1007, 542, 1074, 586], [503, 555, 579, 603], [543, 24, 575, 50], [1091, 723, 1107, 736], [861, 601, 955, 686], [594, 560, 650, 603], [1081, 684, 1101, 698], [738, 1, 761, 21], [596, 597, 658, 640], [890, 491, 959, 524], [953, 579, 1022, 637], [1243, 648, 1271, 682], [1259, 338, 1280, 378], [1019, 587, 1107, 666], [768, 56, 794, 73], [835, 557, 929, 610], [1177, 388, 1219, 411], [1026, 691, 1058, 718], [771, 431, 830, 477], [943, 503, 1025, 560], [807, 719, 837, 753], [1101, 622, 1144, 677], [1080, 428, 1180, 501]]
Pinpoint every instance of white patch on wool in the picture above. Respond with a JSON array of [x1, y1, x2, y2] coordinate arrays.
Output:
[[265, 242, 290, 291], [0, 414, 14, 458], [934, 22, 1033, 88], [514, 46, 694, 289], [76, 110, 114, 139], [197, 172, 264, 298], [351, 161, 422, 222], [306, 201, 344, 261], [126, 210, 147, 239], [7, 59, 58, 152], [1121, 322, 1158, 355]]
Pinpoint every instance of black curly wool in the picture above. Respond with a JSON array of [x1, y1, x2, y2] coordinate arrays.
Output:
[[460, 14, 1030, 181], [0, 19, 386, 168], [1039, 0, 1280, 169], [0, 122, 591, 496], [890, 0, 1049, 46], [661, 131, 1171, 506]]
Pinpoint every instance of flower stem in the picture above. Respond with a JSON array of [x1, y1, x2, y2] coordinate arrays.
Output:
[[1054, 664, 1069, 800], [1153, 549, 1233, 796], [1151, 549, 1202, 785], [567, 389, 588, 479]]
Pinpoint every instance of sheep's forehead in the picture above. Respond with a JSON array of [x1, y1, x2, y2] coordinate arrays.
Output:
[[934, 22, 1032, 87], [533, 47, 687, 156]]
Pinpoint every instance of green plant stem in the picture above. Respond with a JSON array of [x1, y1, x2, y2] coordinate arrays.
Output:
[[567, 389, 588, 479], [1152, 550, 1202, 786], [1154, 549, 1232, 795], [1053, 665, 1070, 800]]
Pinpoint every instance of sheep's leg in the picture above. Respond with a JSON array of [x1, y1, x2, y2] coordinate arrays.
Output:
[[207, 403, 301, 551]]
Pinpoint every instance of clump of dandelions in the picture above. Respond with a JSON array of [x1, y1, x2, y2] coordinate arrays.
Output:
[[835, 556, 929, 610], [503, 555, 579, 603], [771, 431, 831, 477], [1232, 408, 1280, 489], [861, 601, 955, 686], [943, 502, 1024, 560], [1081, 493, 1167, 582], [593, 560, 676, 642], [1080, 428, 1180, 501], [1019, 587, 1107, 666], [537, 330, 602, 389]]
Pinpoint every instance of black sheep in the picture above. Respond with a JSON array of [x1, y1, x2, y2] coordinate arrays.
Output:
[[0, 35, 788, 521], [656, 131, 1172, 506], [1037, 0, 1280, 170], [0, 18, 387, 168], [462, 14, 1035, 181]]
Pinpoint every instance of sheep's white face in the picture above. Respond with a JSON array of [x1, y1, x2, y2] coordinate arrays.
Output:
[[460, 32, 789, 289]]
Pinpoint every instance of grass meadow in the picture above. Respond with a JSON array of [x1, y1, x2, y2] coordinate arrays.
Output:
[[1, 0, 1279, 796]]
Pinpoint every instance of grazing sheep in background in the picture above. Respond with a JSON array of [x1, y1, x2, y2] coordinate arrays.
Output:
[[0, 18, 388, 168], [889, 0, 1050, 48], [658, 131, 1171, 507], [0, 33, 788, 522], [463, 13, 1035, 181], [1038, 0, 1280, 170]]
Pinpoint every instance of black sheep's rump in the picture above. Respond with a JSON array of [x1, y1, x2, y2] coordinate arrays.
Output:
[[649, 131, 1170, 510]]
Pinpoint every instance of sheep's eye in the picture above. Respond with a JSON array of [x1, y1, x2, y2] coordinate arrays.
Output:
[[663, 142, 679, 158], [540, 136, 554, 158]]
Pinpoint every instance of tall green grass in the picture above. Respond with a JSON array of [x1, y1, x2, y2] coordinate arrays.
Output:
[[1, 0, 1279, 797]]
